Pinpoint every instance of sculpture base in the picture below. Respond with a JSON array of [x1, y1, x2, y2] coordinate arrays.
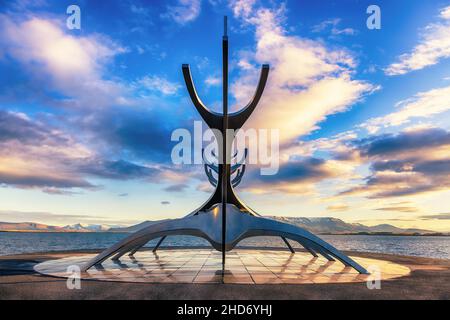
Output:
[[81, 204, 368, 274], [34, 248, 409, 284]]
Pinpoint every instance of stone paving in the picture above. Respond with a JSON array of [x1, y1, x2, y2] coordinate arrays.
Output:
[[34, 249, 410, 284]]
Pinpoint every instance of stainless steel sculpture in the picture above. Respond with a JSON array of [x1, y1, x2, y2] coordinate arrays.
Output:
[[82, 17, 368, 275]]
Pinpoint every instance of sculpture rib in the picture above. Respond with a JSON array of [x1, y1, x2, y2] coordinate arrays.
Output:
[[182, 64, 222, 129]]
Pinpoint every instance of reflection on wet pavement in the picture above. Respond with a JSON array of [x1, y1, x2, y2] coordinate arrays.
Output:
[[34, 249, 410, 284]]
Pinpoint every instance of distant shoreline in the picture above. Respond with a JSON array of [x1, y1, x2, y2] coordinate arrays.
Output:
[[0, 230, 92, 233], [320, 232, 450, 237], [1, 230, 448, 236]]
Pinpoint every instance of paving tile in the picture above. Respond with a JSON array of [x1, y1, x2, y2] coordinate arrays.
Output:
[[194, 275, 222, 283], [252, 276, 283, 284], [223, 275, 254, 284], [281, 278, 314, 284]]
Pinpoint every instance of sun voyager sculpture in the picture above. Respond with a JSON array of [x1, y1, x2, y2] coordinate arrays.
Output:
[[82, 17, 368, 275]]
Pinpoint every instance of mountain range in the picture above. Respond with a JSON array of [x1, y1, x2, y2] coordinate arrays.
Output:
[[0, 217, 444, 235], [267, 216, 436, 235], [0, 222, 112, 232]]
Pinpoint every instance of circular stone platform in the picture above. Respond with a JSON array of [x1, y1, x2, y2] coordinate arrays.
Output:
[[34, 249, 410, 284]]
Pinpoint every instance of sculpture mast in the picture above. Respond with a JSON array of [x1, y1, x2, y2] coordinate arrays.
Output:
[[221, 16, 228, 271]]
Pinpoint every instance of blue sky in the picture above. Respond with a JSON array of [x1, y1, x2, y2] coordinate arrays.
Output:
[[0, 0, 449, 231]]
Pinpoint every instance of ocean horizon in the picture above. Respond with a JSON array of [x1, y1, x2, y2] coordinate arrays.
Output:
[[1, 232, 449, 260]]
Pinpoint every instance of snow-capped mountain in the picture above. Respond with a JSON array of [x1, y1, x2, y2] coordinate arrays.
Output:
[[63, 223, 111, 232]]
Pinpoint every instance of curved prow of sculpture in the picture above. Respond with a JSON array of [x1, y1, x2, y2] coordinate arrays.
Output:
[[229, 64, 269, 130], [182, 64, 222, 129], [182, 64, 269, 131]]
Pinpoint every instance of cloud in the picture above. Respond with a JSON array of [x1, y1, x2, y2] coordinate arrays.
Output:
[[253, 158, 331, 182], [82, 160, 162, 180], [0, 110, 95, 191], [385, 6, 450, 75], [283, 130, 359, 159], [375, 206, 419, 213], [357, 128, 450, 157], [7, 0, 48, 11], [419, 213, 450, 220], [0, 14, 181, 114], [372, 159, 450, 176], [136, 75, 181, 95], [0, 171, 93, 190], [196, 180, 213, 193], [235, 129, 363, 196], [0, 15, 130, 109], [339, 127, 450, 198], [230, 0, 256, 18], [161, 201, 171, 205], [42, 187, 81, 195], [205, 76, 221, 86], [259, 123, 450, 200], [130, 4, 150, 16], [0, 4, 377, 201], [327, 204, 349, 212], [85, 105, 187, 162], [162, 0, 201, 25], [242, 157, 344, 194], [0, 13, 198, 194], [0, 110, 175, 193], [164, 183, 188, 192], [361, 85, 450, 133], [312, 18, 357, 36], [229, 2, 375, 146], [0, 110, 65, 144]]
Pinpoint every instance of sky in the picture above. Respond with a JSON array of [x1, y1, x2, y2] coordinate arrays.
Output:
[[0, 0, 449, 231]]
